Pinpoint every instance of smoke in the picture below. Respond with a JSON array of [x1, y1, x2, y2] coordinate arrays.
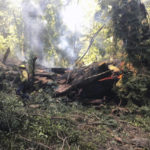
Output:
[[142, 0, 150, 3], [9, 0, 150, 68], [57, 0, 97, 67], [10, 0, 99, 67], [21, 0, 78, 67], [22, 0, 45, 60]]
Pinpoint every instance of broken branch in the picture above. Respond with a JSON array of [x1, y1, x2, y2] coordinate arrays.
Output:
[[75, 25, 105, 65]]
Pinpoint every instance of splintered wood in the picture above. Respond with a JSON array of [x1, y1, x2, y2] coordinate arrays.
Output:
[[0, 59, 121, 104], [31, 62, 121, 104], [54, 62, 121, 103]]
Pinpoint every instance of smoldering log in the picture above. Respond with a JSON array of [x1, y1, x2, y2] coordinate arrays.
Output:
[[35, 73, 55, 79], [0, 58, 121, 104], [55, 70, 112, 97], [54, 62, 120, 100], [51, 68, 69, 74], [57, 62, 110, 84], [78, 78, 117, 100]]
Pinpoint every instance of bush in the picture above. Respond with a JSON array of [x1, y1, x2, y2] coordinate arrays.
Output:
[[116, 72, 150, 106]]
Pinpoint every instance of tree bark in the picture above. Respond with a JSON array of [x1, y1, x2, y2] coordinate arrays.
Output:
[[2, 48, 10, 64]]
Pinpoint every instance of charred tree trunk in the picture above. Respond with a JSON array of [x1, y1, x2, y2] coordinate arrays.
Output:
[[2, 48, 10, 64], [51, 68, 69, 74], [55, 70, 112, 97], [31, 56, 37, 81]]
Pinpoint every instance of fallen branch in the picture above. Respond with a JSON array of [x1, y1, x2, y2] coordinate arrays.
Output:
[[18, 135, 53, 150], [35, 73, 55, 79], [57, 132, 67, 150]]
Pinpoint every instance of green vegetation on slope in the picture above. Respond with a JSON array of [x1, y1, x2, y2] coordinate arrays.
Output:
[[0, 81, 149, 150]]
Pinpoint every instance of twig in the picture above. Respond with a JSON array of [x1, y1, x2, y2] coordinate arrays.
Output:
[[50, 116, 67, 120], [57, 132, 67, 150], [66, 139, 71, 150], [18, 135, 53, 150], [87, 121, 103, 126]]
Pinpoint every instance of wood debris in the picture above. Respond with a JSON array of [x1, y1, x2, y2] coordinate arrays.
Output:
[[0, 58, 122, 104], [53, 62, 121, 104]]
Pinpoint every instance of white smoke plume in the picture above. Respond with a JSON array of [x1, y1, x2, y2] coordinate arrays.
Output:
[[22, 0, 45, 60], [58, 0, 98, 67], [9, 0, 99, 67]]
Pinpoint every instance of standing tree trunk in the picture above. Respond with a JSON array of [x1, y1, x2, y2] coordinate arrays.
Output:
[[2, 48, 10, 64], [32, 56, 37, 80], [28, 54, 37, 81]]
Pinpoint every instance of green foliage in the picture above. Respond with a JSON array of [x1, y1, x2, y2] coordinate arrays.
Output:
[[0, 35, 7, 51], [0, 82, 150, 149], [1, 1, 150, 149], [0, 92, 24, 131], [122, 104, 150, 132], [110, 0, 150, 70], [116, 72, 150, 106]]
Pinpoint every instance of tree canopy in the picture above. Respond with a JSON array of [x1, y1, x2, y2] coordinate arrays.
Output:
[[0, 0, 150, 68]]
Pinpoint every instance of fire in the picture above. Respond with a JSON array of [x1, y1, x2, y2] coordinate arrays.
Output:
[[118, 74, 123, 79], [98, 74, 123, 82], [98, 76, 113, 82]]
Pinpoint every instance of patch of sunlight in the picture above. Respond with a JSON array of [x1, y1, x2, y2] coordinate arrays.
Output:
[[61, 0, 98, 34]]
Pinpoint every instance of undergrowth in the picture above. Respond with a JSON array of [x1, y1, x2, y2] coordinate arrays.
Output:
[[116, 71, 150, 106], [0, 81, 150, 150]]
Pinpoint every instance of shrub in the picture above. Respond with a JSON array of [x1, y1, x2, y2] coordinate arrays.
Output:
[[116, 72, 150, 106]]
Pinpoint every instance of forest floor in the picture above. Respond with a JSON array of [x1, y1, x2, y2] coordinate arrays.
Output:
[[0, 86, 150, 150], [0, 58, 150, 150]]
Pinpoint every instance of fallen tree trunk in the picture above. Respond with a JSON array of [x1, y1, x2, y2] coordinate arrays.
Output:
[[51, 68, 69, 74], [55, 70, 112, 97], [54, 62, 120, 101], [35, 73, 55, 79], [0, 59, 121, 104], [57, 62, 109, 84]]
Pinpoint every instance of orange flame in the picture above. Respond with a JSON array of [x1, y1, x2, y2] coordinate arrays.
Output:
[[118, 74, 123, 79], [98, 76, 113, 82], [98, 74, 123, 82]]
